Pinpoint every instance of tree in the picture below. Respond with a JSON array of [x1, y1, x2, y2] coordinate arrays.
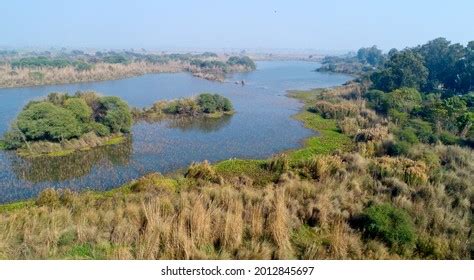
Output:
[[64, 98, 93, 123], [371, 50, 428, 92], [96, 96, 132, 133], [357, 46, 384, 66], [387, 88, 422, 113], [17, 102, 82, 141]]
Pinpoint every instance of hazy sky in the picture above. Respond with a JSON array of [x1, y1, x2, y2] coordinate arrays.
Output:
[[1, 0, 473, 52]]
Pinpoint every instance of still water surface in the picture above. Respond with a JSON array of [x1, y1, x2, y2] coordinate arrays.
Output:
[[0, 61, 351, 203]]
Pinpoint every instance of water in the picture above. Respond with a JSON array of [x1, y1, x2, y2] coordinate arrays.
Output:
[[0, 61, 351, 203]]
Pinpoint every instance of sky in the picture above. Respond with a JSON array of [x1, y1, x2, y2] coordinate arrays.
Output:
[[1, 0, 473, 52]]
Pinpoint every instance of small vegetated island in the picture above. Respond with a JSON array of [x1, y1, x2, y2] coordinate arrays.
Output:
[[0, 92, 233, 157], [133, 93, 234, 121], [1, 92, 133, 157]]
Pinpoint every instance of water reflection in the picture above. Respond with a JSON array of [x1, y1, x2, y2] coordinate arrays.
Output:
[[165, 114, 233, 133], [10, 137, 132, 183]]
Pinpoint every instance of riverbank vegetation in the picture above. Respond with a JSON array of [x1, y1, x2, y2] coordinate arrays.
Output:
[[0, 38, 472, 260], [0, 50, 256, 88], [1, 92, 132, 157], [133, 93, 234, 121]]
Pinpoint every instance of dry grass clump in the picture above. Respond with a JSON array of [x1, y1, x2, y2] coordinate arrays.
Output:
[[311, 100, 360, 120], [0, 61, 185, 88], [370, 156, 428, 186], [185, 160, 223, 184], [0, 147, 471, 259], [355, 125, 390, 142]]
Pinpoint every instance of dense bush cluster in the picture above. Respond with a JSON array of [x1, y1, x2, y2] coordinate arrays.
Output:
[[136, 93, 233, 119], [2, 92, 132, 150]]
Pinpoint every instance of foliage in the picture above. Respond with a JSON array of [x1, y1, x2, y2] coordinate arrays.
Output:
[[17, 102, 83, 141], [227, 56, 256, 70], [197, 93, 233, 113], [360, 204, 416, 248], [95, 96, 132, 133], [371, 50, 428, 92], [357, 45, 384, 66], [2, 92, 132, 150]]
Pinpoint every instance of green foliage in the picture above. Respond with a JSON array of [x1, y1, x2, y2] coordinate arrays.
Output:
[[103, 55, 128, 64], [64, 98, 93, 123], [386, 141, 411, 156], [2, 127, 24, 149], [17, 102, 83, 141], [360, 204, 416, 248], [371, 50, 428, 92], [96, 96, 132, 133], [387, 88, 422, 113], [197, 93, 233, 113], [74, 61, 93, 71], [90, 122, 110, 137], [357, 45, 384, 66], [227, 56, 256, 70], [11, 56, 72, 68]]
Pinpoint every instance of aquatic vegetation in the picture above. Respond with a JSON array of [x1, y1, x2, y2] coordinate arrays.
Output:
[[134, 93, 234, 120], [2, 92, 132, 157]]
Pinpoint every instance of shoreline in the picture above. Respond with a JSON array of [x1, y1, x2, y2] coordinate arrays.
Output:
[[0, 79, 354, 208]]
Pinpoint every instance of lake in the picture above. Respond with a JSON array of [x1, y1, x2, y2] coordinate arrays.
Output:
[[0, 61, 351, 203]]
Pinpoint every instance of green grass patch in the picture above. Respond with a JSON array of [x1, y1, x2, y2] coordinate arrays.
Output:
[[0, 140, 6, 150], [103, 135, 126, 146], [289, 112, 352, 161], [64, 243, 108, 260], [215, 159, 276, 185], [0, 200, 33, 213]]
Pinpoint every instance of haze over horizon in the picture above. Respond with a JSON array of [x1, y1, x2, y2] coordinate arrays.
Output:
[[1, 0, 473, 53]]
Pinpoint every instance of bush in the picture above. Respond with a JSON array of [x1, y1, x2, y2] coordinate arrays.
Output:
[[439, 131, 459, 145], [360, 204, 415, 248], [90, 123, 110, 137], [36, 188, 60, 207], [2, 128, 24, 149], [227, 56, 256, 70], [386, 141, 410, 156], [17, 102, 83, 141], [397, 127, 419, 144], [185, 160, 222, 184], [64, 98, 93, 123], [96, 96, 132, 133], [197, 93, 232, 113]]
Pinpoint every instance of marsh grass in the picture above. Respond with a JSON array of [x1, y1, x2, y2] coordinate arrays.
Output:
[[0, 82, 472, 260]]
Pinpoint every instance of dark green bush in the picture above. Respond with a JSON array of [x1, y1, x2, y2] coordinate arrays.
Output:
[[96, 96, 132, 133], [361, 204, 416, 248], [64, 98, 93, 123], [17, 102, 82, 141], [386, 141, 410, 156], [197, 93, 233, 113], [439, 131, 459, 145]]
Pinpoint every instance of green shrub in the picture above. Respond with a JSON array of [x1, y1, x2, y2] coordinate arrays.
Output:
[[197, 93, 233, 113], [386, 141, 410, 156], [90, 123, 110, 137], [96, 96, 132, 133], [2, 128, 24, 149], [397, 127, 419, 144], [361, 204, 415, 248], [17, 102, 83, 141], [265, 154, 290, 174], [439, 131, 459, 145], [64, 98, 93, 123]]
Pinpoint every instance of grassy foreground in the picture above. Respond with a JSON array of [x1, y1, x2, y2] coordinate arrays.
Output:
[[0, 83, 472, 260]]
